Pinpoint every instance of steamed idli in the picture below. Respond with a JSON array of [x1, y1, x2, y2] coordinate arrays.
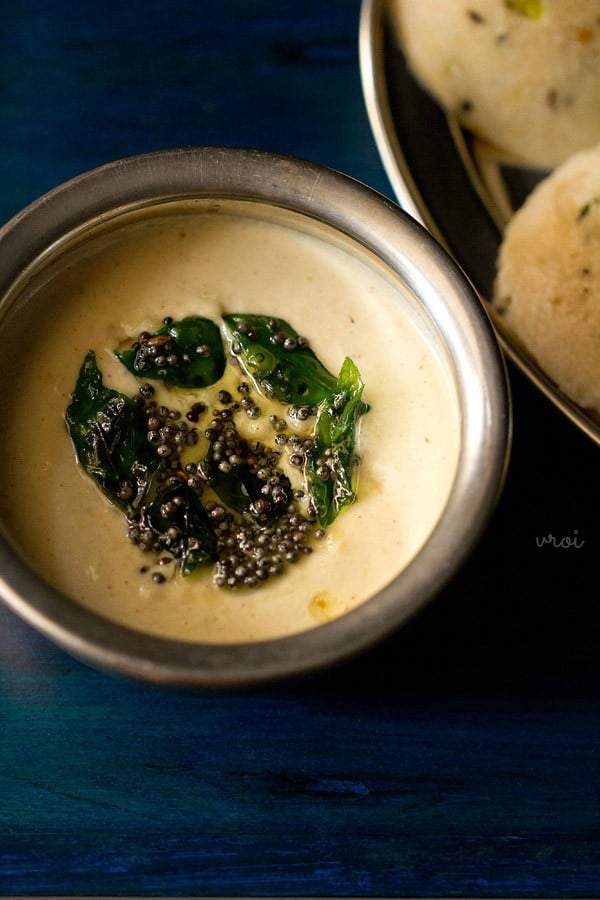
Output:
[[395, 0, 600, 168], [494, 143, 600, 413]]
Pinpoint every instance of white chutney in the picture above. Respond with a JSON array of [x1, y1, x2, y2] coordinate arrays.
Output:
[[0, 208, 460, 642]]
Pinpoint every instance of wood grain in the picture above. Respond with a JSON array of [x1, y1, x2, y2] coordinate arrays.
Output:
[[0, 0, 599, 895]]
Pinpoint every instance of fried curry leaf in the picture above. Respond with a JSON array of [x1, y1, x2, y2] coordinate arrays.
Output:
[[65, 351, 158, 514], [306, 357, 368, 527], [204, 444, 291, 522], [209, 462, 263, 518], [116, 316, 226, 388], [222, 313, 338, 405], [142, 484, 217, 576]]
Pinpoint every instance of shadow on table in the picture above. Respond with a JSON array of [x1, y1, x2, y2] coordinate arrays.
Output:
[[311, 362, 600, 701]]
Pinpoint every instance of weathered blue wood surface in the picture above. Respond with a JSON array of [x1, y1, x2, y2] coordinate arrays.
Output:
[[0, 1, 599, 896]]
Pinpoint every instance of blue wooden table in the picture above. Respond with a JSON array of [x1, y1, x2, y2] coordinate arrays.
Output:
[[1, 2, 598, 896]]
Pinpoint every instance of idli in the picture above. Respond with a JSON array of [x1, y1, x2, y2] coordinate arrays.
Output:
[[494, 143, 600, 413], [395, 0, 600, 168]]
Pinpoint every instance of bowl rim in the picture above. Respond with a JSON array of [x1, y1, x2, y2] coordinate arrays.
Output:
[[0, 146, 511, 688]]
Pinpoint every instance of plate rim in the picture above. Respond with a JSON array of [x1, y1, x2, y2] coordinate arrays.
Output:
[[359, 0, 600, 447]]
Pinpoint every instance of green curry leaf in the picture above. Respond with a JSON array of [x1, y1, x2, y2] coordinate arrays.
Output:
[[116, 316, 226, 388], [65, 351, 159, 514], [306, 357, 368, 527], [222, 313, 338, 405]]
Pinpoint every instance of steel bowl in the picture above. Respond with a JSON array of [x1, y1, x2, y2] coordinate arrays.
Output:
[[0, 147, 510, 687]]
